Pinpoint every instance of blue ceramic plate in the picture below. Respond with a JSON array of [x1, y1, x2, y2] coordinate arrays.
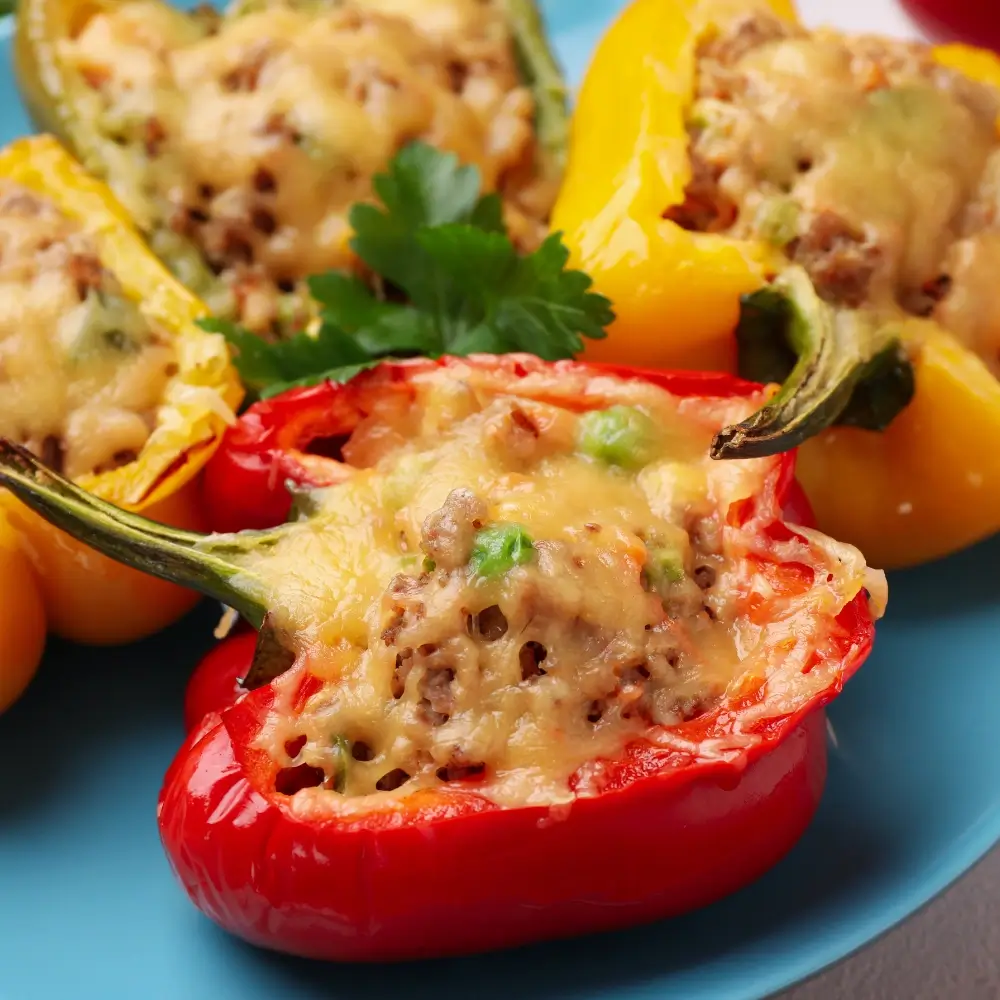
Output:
[[1, 2, 998, 999]]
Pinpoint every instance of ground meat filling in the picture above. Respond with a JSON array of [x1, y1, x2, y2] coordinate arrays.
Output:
[[233, 367, 859, 808], [353, 537, 722, 797], [61, 0, 558, 337], [420, 487, 487, 569], [0, 182, 175, 479], [279, 495, 736, 802], [678, 12, 1000, 370]]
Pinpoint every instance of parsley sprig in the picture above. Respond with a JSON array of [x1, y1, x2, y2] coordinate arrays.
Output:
[[200, 142, 613, 398]]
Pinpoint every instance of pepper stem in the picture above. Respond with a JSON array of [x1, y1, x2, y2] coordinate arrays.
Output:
[[504, 0, 570, 178], [711, 267, 915, 460], [0, 440, 272, 628]]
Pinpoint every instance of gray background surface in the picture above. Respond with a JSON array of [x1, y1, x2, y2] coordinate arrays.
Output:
[[780, 846, 1000, 998]]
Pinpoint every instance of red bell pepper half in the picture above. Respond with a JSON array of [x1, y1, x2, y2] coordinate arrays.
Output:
[[0, 355, 880, 961], [153, 355, 879, 962]]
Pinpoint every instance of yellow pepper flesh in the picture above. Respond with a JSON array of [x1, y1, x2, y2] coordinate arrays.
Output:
[[552, 0, 793, 373], [0, 136, 242, 704], [797, 323, 1000, 568], [554, 0, 1000, 569]]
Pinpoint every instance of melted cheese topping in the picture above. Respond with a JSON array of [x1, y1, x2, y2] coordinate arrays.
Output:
[[0, 181, 175, 479], [208, 364, 880, 812], [59, 0, 556, 334], [684, 13, 1000, 372]]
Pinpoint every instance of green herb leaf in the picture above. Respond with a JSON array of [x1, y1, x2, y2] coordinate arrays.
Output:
[[367, 142, 487, 230], [259, 361, 382, 398], [306, 272, 397, 332], [199, 317, 379, 398], [201, 142, 611, 399], [711, 267, 915, 460]]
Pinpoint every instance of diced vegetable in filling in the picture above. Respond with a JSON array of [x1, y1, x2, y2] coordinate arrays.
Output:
[[678, 12, 1000, 373], [218, 364, 877, 810], [0, 182, 175, 479], [59, 0, 559, 335]]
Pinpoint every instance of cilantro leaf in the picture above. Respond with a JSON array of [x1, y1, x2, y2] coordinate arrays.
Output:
[[307, 270, 438, 355], [367, 142, 488, 229], [469, 193, 505, 234], [200, 317, 377, 399], [259, 361, 382, 398], [200, 142, 612, 399], [306, 272, 395, 332]]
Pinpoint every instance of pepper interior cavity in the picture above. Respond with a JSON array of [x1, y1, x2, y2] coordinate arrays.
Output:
[[197, 362, 879, 810]]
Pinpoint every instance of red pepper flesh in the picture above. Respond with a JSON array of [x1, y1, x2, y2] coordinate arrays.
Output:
[[162, 694, 835, 962], [184, 626, 257, 733]]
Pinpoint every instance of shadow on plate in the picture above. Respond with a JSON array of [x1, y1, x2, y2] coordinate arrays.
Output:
[[0, 600, 220, 819], [880, 533, 1000, 622]]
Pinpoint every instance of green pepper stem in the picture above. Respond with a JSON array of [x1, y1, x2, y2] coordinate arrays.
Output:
[[504, 0, 570, 177], [0, 440, 271, 628], [711, 267, 915, 460]]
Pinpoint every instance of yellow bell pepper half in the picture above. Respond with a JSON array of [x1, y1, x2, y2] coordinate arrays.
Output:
[[552, 0, 1000, 569], [0, 135, 243, 712], [14, 0, 570, 329]]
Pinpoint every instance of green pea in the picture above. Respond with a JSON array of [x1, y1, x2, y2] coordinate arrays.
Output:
[[469, 524, 534, 578], [577, 406, 658, 469], [644, 545, 687, 592], [752, 196, 800, 248]]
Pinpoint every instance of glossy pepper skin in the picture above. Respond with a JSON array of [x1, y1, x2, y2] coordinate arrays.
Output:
[[552, 0, 1000, 570], [0, 136, 241, 690], [165, 356, 875, 961], [184, 626, 256, 733]]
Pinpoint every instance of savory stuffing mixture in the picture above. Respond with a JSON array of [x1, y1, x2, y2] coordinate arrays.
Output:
[[0, 182, 175, 479], [221, 363, 877, 810], [676, 12, 1000, 372], [59, 0, 557, 335]]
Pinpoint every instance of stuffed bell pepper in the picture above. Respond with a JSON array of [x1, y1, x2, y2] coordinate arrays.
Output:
[[552, 0, 1000, 569], [0, 134, 241, 713], [0, 355, 885, 959], [15, 0, 568, 337]]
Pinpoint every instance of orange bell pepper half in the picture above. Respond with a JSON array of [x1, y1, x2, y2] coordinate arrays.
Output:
[[0, 136, 242, 712]]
